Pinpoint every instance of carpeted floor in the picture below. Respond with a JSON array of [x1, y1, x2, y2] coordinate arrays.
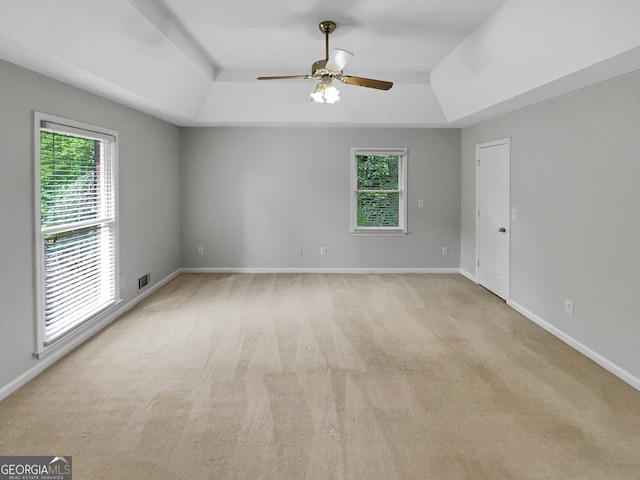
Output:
[[1, 273, 639, 479]]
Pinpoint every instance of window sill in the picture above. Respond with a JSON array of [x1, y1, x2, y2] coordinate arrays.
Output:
[[350, 229, 408, 237], [33, 299, 122, 359]]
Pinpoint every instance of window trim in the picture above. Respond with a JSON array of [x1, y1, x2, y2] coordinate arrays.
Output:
[[350, 147, 408, 236], [33, 112, 120, 357]]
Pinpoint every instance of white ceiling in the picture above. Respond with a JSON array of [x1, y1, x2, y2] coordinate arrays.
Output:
[[1, 0, 640, 128], [160, 0, 508, 71]]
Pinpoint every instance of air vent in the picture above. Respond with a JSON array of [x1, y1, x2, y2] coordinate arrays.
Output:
[[138, 273, 150, 290]]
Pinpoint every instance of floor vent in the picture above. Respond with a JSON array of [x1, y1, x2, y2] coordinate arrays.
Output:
[[138, 273, 150, 290]]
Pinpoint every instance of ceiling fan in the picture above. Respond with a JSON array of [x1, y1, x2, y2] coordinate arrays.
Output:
[[257, 21, 393, 103]]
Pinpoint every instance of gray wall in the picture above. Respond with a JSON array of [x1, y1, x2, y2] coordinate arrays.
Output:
[[6, 49, 637, 396], [180, 127, 461, 270], [0, 60, 181, 389], [461, 70, 640, 380]]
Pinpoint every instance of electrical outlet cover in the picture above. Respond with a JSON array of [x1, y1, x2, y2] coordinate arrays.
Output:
[[564, 300, 574, 315]]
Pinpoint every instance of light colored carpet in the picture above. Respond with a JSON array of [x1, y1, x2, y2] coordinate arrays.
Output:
[[1, 273, 639, 479]]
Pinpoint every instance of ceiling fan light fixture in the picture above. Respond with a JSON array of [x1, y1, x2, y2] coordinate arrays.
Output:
[[310, 82, 325, 103], [324, 85, 340, 104], [258, 20, 393, 100], [310, 78, 340, 104]]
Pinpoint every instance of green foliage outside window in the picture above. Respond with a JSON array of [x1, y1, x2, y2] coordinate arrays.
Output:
[[40, 131, 98, 229], [356, 155, 400, 227]]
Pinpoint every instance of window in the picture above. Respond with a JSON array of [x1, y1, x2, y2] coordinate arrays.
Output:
[[350, 147, 407, 235], [35, 113, 118, 351]]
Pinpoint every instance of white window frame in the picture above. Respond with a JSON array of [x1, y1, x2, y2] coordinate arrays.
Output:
[[350, 147, 408, 236], [34, 112, 120, 357]]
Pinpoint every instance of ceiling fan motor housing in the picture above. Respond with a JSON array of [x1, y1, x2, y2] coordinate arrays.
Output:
[[312, 59, 328, 75]]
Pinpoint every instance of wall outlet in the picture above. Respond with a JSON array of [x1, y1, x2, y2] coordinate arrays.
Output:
[[197, 246, 203, 255], [320, 246, 327, 255], [442, 247, 448, 256], [418, 199, 424, 208], [296, 248, 303, 256], [564, 300, 574, 315]]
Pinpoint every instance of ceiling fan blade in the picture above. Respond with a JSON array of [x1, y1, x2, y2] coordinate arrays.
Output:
[[341, 76, 393, 90], [257, 75, 311, 80], [326, 49, 354, 72]]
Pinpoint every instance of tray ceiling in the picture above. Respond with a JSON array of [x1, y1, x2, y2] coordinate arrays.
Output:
[[1, 0, 640, 127]]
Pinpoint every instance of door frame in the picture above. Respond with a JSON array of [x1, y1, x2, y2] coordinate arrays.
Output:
[[475, 138, 511, 299]]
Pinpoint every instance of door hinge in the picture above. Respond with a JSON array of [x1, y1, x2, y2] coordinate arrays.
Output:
[[477, 209, 480, 217], [477, 158, 480, 165], [477, 259, 480, 267]]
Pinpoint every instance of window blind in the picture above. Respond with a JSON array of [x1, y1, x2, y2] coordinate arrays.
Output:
[[43, 226, 116, 341], [38, 119, 117, 345]]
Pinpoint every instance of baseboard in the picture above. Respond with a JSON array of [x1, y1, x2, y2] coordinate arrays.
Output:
[[0, 268, 182, 402], [181, 267, 461, 274], [507, 300, 640, 393], [459, 269, 478, 283]]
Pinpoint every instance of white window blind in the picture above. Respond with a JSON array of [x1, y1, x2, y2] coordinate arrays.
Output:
[[36, 115, 118, 347]]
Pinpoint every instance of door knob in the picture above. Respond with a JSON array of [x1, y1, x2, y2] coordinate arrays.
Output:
[[498, 227, 506, 233]]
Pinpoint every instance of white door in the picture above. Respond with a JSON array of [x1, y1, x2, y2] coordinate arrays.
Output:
[[477, 139, 510, 300]]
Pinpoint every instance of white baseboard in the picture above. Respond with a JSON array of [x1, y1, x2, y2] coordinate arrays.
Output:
[[508, 300, 640, 393], [181, 267, 461, 274], [0, 268, 182, 402], [459, 269, 478, 283]]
